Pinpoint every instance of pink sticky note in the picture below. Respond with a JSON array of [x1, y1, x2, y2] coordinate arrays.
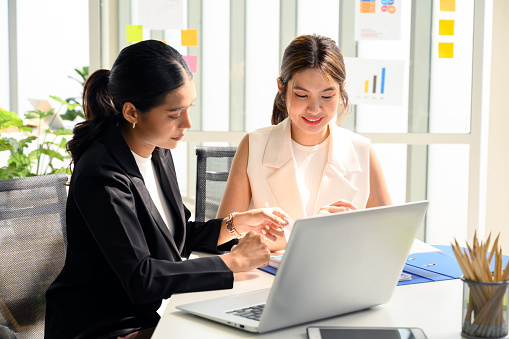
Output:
[[183, 55, 198, 73]]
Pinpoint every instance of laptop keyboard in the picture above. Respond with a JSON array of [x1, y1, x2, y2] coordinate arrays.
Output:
[[226, 304, 265, 321]]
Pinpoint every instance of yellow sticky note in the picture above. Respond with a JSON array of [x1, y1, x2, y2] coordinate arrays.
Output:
[[181, 29, 198, 46], [126, 25, 143, 42], [439, 20, 455, 35], [438, 43, 454, 58], [440, 0, 455, 12]]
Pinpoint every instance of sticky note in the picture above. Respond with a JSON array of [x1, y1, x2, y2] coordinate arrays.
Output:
[[126, 25, 143, 42], [439, 20, 455, 35], [181, 29, 198, 46], [440, 0, 455, 12], [438, 43, 454, 58], [183, 55, 198, 73]]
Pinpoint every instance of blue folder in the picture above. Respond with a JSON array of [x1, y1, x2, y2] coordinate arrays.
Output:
[[398, 250, 463, 285], [259, 245, 509, 286], [399, 245, 509, 285]]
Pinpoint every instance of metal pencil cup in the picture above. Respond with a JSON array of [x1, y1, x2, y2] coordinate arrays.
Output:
[[462, 278, 509, 338]]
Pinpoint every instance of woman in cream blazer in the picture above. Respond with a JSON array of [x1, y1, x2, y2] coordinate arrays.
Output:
[[217, 34, 392, 251]]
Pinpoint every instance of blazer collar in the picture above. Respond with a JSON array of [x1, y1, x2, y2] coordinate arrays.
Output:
[[100, 116, 186, 252], [101, 115, 142, 179], [262, 118, 363, 219], [152, 148, 187, 251], [263, 118, 362, 176]]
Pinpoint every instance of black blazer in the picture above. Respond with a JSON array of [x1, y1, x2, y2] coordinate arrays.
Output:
[[44, 116, 234, 339]]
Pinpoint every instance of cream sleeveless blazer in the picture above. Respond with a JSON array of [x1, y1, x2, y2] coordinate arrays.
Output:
[[247, 118, 371, 221]]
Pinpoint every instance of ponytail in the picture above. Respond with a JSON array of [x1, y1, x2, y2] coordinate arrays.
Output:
[[271, 90, 288, 125], [67, 69, 116, 166]]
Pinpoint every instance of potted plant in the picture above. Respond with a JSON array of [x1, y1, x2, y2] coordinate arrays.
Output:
[[0, 67, 88, 179]]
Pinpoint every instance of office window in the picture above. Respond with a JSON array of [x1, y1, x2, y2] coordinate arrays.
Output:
[[297, 0, 340, 42], [1, 0, 89, 172], [427, 144, 470, 243], [15, 0, 89, 115], [202, 0, 230, 132], [245, 0, 280, 132], [0, 0, 9, 110], [429, 2, 474, 134]]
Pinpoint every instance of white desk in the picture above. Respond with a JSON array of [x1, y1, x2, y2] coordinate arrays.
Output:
[[152, 268, 464, 338]]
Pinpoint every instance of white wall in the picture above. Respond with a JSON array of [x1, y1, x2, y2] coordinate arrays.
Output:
[[485, 0, 509, 253]]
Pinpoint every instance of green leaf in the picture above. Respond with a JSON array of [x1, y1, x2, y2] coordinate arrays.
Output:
[[49, 167, 71, 175], [50, 95, 80, 110], [60, 109, 84, 121], [68, 66, 89, 86], [18, 136, 37, 148], [29, 148, 65, 161], [25, 110, 54, 120], [0, 108, 24, 129], [51, 128, 73, 136], [58, 138, 68, 149], [41, 140, 59, 148], [8, 152, 30, 167], [0, 164, 26, 179], [0, 140, 14, 152], [4, 137, 21, 151]]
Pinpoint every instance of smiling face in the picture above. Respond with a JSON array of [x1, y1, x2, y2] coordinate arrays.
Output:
[[122, 77, 196, 157], [283, 68, 341, 146]]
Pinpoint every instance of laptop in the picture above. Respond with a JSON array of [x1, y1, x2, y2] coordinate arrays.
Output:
[[177, 201, 429, 333]]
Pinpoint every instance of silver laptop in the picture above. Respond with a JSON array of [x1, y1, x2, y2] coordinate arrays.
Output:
[[177, 201, 429, 333]]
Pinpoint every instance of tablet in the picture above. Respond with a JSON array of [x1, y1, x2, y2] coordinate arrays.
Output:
[[307, 326, 428, 339]]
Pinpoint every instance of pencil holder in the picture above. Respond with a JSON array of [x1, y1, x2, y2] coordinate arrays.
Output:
[[461, 277, 509, 338]]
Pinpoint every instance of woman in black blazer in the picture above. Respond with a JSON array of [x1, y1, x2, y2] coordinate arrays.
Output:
[[44, 40, 289, 339]]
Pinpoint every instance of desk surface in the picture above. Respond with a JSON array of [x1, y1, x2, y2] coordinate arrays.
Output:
[[152, 268, 464, 339]]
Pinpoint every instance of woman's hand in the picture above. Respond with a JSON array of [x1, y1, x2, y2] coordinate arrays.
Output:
[[220, 231, 271, 273], [233, 208, 290, 242], [317, 200, 357, 215]]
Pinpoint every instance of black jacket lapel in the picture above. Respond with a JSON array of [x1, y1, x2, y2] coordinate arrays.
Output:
[[100, 116, 180, 253], [152, 148, 186, 252]]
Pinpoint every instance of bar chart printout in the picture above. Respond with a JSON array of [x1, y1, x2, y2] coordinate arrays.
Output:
[[364, 67, 386, 94], [344, 58, 404, 106]]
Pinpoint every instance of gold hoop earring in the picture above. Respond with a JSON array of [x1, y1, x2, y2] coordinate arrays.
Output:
[[132, 122, 136, 129]]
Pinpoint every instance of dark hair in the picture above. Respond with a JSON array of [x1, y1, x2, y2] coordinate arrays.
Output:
[[67, 40, 192, 166], [272, 34, 349, 125]]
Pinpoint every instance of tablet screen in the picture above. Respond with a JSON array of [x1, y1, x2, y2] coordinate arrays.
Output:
[[319, 328, 420, 339]]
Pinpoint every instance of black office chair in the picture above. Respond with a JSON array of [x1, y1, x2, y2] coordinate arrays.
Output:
[[194, 146, 237, 222], [0, 173, 68, 339]]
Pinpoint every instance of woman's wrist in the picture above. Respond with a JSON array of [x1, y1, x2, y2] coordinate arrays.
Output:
[[225, 212, 241, 239], [219, 252, 240, 273]]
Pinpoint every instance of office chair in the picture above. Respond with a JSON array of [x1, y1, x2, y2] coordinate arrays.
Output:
[[194, 146, 237, 222], [0, 173, 68, 339]]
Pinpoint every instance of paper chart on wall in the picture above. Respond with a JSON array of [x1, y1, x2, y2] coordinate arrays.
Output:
[[344, 57, 405, 106], [355, 0, 402, 41], [139, 0, 184, 30]]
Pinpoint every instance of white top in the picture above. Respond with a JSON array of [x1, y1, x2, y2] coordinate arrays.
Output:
[[132, 151, 176, 238], [247, 117, 371, 221], [291, 137, 329, 217]]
